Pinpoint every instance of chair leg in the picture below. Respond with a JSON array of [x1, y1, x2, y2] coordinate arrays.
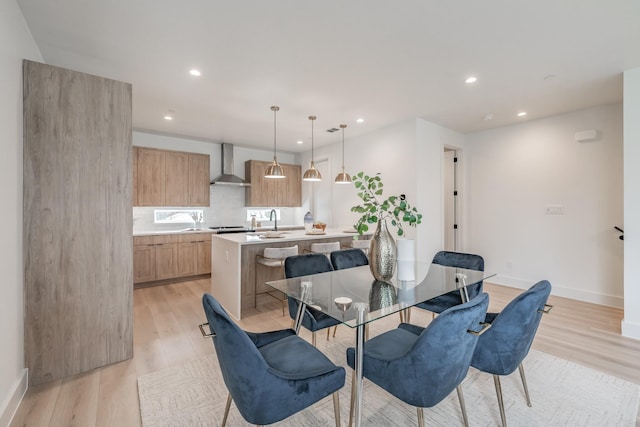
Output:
[[493, 375, 508, 427], [333, 325, 338, 338], [416, 407, 425, 427], [349, 369, 356, 427], [326, 328, 330, 340], [222, 393, 232, 427], [332, 391, 341, 427], [518, 363, 532, 407], [456, 385, 470, 427], [312, 330, 317, 347]]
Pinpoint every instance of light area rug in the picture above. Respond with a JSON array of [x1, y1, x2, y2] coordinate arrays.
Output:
[[138, 330, 639, 427]]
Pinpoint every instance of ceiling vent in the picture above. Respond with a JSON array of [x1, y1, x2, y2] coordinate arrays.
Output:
[[326, 128, 339, 133]]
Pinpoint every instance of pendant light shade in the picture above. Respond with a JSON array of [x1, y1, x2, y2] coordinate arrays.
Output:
[[334, 124, 352, 184], [303, 115, 322, 181], [265, 106, 286, 179]]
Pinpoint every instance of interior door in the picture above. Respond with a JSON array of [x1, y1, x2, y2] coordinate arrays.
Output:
[[444, 148, 458, 251]]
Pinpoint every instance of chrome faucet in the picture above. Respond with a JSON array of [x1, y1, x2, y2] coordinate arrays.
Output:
[[269, 209, 278, 231]]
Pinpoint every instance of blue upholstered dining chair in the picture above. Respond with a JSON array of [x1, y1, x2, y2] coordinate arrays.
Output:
[[201, 293, 346, 427], [330, 248, 369, 270], [417, 251, 485, 314], [346, 293, 491, 427], [470, 280, 552, 427], [284, 253, 342, 346]]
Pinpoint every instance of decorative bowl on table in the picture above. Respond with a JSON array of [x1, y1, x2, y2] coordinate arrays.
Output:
[[313, 222, 326, 231]]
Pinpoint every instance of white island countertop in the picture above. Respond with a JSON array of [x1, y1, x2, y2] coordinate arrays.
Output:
[[212, 228, 366, 245], [211, 228, 371, 319]]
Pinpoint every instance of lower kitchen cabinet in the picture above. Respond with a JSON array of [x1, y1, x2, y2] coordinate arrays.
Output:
[[134, 232, 211, 285]]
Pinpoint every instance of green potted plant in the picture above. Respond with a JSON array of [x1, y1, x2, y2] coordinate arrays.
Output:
[[350, 172, 423, 280]]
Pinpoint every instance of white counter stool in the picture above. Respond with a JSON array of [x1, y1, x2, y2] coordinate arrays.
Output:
[[308, 241, 341, 257], [255, 245, 298, 315]]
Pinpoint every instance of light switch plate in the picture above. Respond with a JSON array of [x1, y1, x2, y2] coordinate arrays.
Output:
[[545, 205, 565, 215]]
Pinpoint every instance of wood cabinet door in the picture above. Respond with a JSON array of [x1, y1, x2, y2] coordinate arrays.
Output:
[[165, 151, 189, 206], [177, 241, 198, 277], [133, 245, 156, 283], [155, 243, 178, 280], [281, 163, 301, 207], [189, 153, 210, 206], [197, 240, 212, 275], [245, 160, 278, 207], [137, 148, 165, 206]]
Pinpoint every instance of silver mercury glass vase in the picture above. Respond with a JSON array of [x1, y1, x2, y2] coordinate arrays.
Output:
[[369, 219, 397, 281]]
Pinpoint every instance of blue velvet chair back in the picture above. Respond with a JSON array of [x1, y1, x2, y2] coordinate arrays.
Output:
[[471, 280, 551, 376], [417, 251, 485, 313], [284, 253, 337, 330], [349, 293, 489, 408], [285, 252, 334, 278], [202, 294, 273, 422], [432, 250, 484, 271], [202, 293, 346, 425], [330, 248, 369, 270]]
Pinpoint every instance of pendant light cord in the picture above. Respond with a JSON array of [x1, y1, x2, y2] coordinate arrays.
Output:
[[273, 107, 277, 157], [341, 125, 345, 168]]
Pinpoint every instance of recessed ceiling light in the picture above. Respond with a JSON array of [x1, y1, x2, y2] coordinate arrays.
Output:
[[517, 112, 527, 117], [465, 76, 477, 84], [189, 69, 201, 77], [164, 115, 173, 121], [356, 118, 364, 123], [297, 140, 304, 144]]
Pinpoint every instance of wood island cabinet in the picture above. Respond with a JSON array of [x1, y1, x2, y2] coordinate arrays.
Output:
[[245, 160, 301, 207], [134, 147, 210, 207], [134, 233, 212, 285]]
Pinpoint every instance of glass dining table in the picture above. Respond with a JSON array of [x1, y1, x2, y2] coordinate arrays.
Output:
[[266, 261, 495, 427]]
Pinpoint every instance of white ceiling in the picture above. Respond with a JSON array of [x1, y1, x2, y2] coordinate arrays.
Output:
[[17, 0, 640, 153]]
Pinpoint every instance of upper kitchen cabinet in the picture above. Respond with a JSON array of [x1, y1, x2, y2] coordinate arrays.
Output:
[[245, 160, 301, 207], [189, 152, 210, 206], [134, 147, 210, 207]]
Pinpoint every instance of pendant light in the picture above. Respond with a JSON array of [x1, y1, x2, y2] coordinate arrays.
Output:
[[265, 106, 286, 179], [334, 124, 352, 184], [302, 115, 322, 181]]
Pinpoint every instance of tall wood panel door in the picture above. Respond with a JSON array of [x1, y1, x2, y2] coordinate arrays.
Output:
[[23, 60, 133, 386]]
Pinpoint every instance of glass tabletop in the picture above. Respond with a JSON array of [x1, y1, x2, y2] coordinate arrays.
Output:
[[266, 261, 495, 328]]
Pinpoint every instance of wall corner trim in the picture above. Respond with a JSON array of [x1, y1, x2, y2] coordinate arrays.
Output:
[[0, 368, 28, 427], [622, 320, 640, 341]]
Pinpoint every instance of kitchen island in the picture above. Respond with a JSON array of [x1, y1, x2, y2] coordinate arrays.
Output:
[[211, 229, 370, 319]]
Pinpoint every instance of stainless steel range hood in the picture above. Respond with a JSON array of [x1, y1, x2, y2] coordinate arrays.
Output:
[[210, 143, 251, 186]]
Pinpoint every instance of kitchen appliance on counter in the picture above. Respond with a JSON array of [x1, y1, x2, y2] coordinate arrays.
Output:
[[209, 225, 253, 234]]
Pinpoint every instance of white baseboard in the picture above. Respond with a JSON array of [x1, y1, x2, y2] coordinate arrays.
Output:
[[622, 320, 640, 340], [0, 368, 28, 427], [488, 275, 624, 308]]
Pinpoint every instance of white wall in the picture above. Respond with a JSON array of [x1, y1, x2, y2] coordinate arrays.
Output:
[[623, 68, 640, 339], [308, 118, 465, 263], [465, 104, 624, 307], [132, 131, 301, 230], [0, 1, 43, 424]]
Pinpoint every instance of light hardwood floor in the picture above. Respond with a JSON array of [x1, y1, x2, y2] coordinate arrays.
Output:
[[10, 278, 640, 426]]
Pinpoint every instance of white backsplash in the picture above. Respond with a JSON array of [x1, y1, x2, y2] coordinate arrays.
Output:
[[133, 185, 303, 233]]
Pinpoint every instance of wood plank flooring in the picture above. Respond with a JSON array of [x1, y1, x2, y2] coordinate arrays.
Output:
[[10, 278, 640, 426]]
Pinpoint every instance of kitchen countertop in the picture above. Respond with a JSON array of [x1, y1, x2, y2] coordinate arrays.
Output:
[[132, 225, 305, 237], [133, 228, 216, 237], [212, 228, 366, 245]]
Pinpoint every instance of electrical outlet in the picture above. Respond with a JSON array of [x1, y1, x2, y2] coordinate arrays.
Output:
[[545, 205, 565, 215]]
